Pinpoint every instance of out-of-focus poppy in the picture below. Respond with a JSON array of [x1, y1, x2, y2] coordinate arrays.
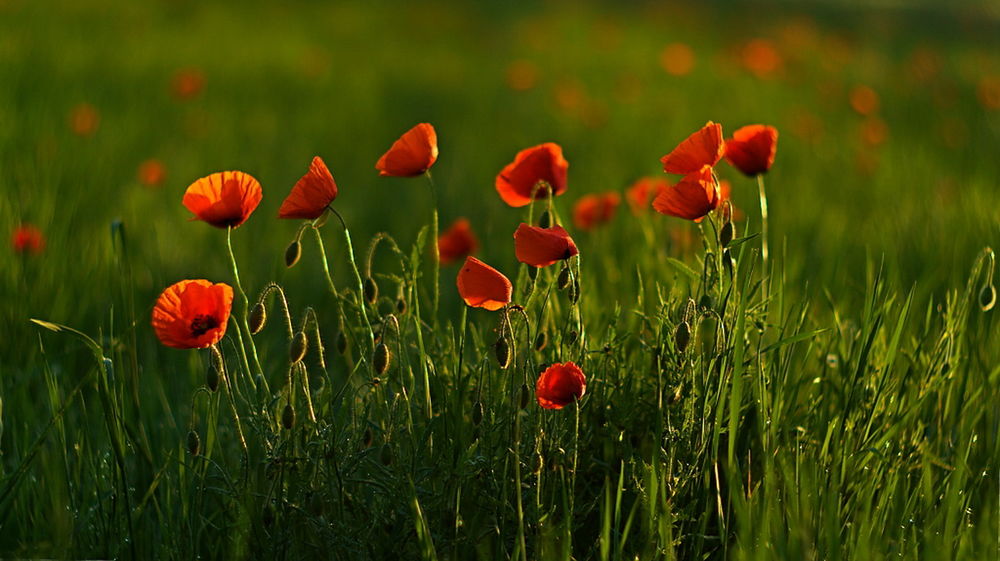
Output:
[[849, 85, 880, 116], [724, 125, 778, 176], [152, 279, 233, 349], [170, 68, 206, 100], [741, 39, 783, 78], [659, 42, 695, 76], [183, 171, 263, 229], [573, 192, 620, 231], [70, 103, 99, 137], [11, 224, 45, 254], [626, 177, 669, 215], [278, 156, 338, 220], [496, 143, 569, 207], [376, 123, 438, 177], [977, 76, 1000, 110], [652, 165, 719, 222], [536, 361, 586, 410], [660, 122, 724, 175], [138, 159, 167, 188], [513, 224, 579, 267], [438, 218, 478, 266], [859, 118, 888, 146], [456, 256, 512, 311], [506, 59, 540, 91]]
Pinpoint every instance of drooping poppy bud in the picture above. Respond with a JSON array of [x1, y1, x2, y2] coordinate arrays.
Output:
[[282, 403, 295, 430], [373, 342, 391, 374], [494, 338, 511, 369], [249, 302, 267, 334], [290, 331, 308, 364], [187, 429, 201, 456], [363, 277, 379, 305]]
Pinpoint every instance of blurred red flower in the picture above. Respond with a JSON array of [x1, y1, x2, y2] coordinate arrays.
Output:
[[170, 68, 206, 100], [279, 156, 339, 220], [152, 279, 233, 349], [513, 223, 579, 267], [11, 224, 45, 254], [183, 171, 263, 229], [495, 143, 568, 207], [652, 165, 719, 222], [724, 125, 778, 176], [69, 103, 99, 137], [572, 192, 620, 231], [536, 362, 587, 410], [626, 177, 669, 214], [138, 159, 167, 188], [456, 256, 512, 311], [660, 122, 724, 175], [376, 123, 438, 177], [660, 42, 695, 76], [438, 218, 478, 266]]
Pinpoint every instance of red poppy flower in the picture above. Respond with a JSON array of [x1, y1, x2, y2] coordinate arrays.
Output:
[[438, 218, 478, 266], [278, 156, 339, 220], [376, 123, 438, 177], [660, 122, 724, 175], [495, 143, 569, 207], [626, 177, 669, 214], [138, 159, 167, 188], [572, 192, 620, 231], [170, 68, 206, 100], [152, 279, 234, 349], [513, 224, 579, 267], [724, 125, 778, 176], [69, 103, 99, 137], [11, 224, 45, 254], [536, 362, 587, 410], [182, 171, 263, 229], [456, 256, 512, 311], [652, 165, 719, 222]]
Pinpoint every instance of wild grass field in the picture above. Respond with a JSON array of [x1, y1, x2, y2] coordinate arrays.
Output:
[[2, 0, 999, 559]]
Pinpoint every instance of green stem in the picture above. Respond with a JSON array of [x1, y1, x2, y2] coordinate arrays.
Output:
[[226, 227, 265, 394], [328, 208, 375, 352], [756, 173, 770, 275], [425, 171, 440, 321], [311, 225, 339, 299]]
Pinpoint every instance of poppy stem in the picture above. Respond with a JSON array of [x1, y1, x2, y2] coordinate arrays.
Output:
[[310, 225, 339, 300], [425, 171, 440, 322], [226, 227, 266, 394], [756, 173, 770, 276], [327, 208, 375, 353]]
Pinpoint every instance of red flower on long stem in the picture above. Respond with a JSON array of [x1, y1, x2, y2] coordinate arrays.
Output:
[[12, 224, 45, 254], [660, 121, 724, 175], [513, 224, 579, 267], [536, 362, 587, 410], [652, 164, 720, 222], [182, 171, 263, 229], [152, 279, 234, 349], [438, 218, 478, 266], [456, 257, 512, 311], [724, 125, 778, 176], [279, 156, 339, 220], [376, 123, 438, 177], [572, 192, 620, 231], [626, 177, 669, 215], [495, 143, 568, 207]]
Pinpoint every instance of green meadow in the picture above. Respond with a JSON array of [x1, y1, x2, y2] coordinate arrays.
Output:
[[1, 0, 998, 558]]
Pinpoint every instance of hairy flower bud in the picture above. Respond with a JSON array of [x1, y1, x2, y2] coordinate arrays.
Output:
[[290, 331, 308, 364], [249, 302, 267, 334], [284, 240, 302, 268], [373, 342, 391, 374]]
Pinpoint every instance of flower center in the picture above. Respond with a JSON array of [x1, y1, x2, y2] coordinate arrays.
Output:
[[189, 314, 220, 337]]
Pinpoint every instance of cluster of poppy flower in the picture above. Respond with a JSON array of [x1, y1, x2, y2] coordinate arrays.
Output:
[[150, 119, 777, 412], [11, 224, 45, 255]]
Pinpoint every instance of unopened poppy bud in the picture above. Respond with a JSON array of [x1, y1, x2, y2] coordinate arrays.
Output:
[[379, 443, 393, 466], [285, 240, 302, 268], [518, 383, 530, 409], [980, 284, 996, 312], [395, 297, 407, 315], [494, 338, 511, 369], [373, 342, 391, 374], [206, 362, 220, 392], [363, 277, 378, 305], [281, 403, 295, 429], [336, 330, 348, 354], [534, 331, 548, 352], [363, 427, 374, 448], [674, 321, 691, 353], [720, 221, 734, 248], [249, 302, 267, 334], [472, 401, 484, 426], [290, 331, 308, 364], [538, 210, 553, 229], [187, 429, 201, 456], [557, 266, 571, 290]]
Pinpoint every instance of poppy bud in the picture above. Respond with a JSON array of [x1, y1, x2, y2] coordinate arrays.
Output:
[[206, 362, 220, 392], [494, 338, 511, 369], [674, 321, 691, 354], [373, 342, 391, 374], [290, 331, 308, 364], [534, 331, 548, 352], [557, 266, 571, 290], [281, 403, 295, 429], [980, 284, 996, 312], [518, 383, 530, 409], [472, 401, 484, 426], [722, 249, 734, 279], [719, 221, 734, 248], [187, 429, 201, 456], [363, 427, 374, 448], [395, 297, 407, 315], [379, 443, 393, 466], [336, 330, 348, 354], [570, 279, 581, 303], [249, 302, 267, 334], [538, 210, 553, 229], [363, 277, 378, 305], [698, 294, 714, 311], [285, 240, 302, 268]]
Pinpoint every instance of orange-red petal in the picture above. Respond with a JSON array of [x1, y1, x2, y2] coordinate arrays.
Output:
[[438, 218, 478, 266], [626, 177, 669, 214], [152, 279, 234, 349], [279, 156, 339, 219], [660, 121, 724, 175], [11, 224, 45, 254], [375, 123, 438, 177], [513, 224, 579, 267], [456, 257, 512, 311], [724, 125, 778, 176], [495, 143, 569, 207], [182, 171, 262, 229], [572, 192, 620, 231], [652, 165, 719, 222], [536, 362, 587, 409]]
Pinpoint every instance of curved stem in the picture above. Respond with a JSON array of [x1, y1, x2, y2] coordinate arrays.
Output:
[[226, 227, 265, 394], [328, 208, 375, 352]]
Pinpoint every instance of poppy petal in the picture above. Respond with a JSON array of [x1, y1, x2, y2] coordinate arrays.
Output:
[[652, 165, 719, 222], [513, 224, 579, 267], [724, 124, 778, 176], [279, 156, 339, 219], [182, 171, 262, 229], [495, 143, 569, 207], [660, 121, 725, 175], [152, 279, 234, 349], [456, 256, 512, 311], [438, 218, 479, 266], [376, 123, 438, 177], [536, 362, 587, 409]]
